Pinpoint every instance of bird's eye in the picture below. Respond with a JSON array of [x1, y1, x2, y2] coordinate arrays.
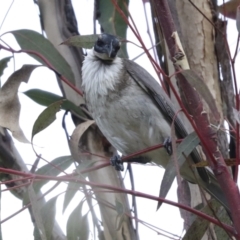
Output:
[[97, 40, 104, 47]]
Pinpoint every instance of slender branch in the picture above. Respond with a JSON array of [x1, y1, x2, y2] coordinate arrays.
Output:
[[111, 0, 167, 94], [0, 43, 83, 96], [1, 181, 61, 224], [152, 0, 240, 236], [0, 166, 236, 236]]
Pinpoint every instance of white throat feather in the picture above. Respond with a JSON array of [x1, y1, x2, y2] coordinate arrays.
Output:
[[82, 49, 123, 99]]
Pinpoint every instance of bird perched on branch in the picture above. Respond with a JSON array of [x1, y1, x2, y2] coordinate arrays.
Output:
[[81, 33, 228, 210]]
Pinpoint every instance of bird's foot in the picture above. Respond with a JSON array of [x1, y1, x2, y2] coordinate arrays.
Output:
[[163, 137, 172, 155], [110, 154, 124, 171]]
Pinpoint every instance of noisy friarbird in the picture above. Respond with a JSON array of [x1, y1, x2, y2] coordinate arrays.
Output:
[[81, 33, 228, 210]]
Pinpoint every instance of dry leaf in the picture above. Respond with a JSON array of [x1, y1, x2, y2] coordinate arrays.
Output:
[[0, 65, 39, 142], [193, 158, 236, 167], [69, 120, 95, 161], [218, 0, 240, 19]]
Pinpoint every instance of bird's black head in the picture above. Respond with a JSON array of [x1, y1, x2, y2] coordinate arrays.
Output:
[[94, 34, 121, 60]]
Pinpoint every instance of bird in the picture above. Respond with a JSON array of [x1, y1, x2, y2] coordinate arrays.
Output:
[[81, 33, 228, 210]]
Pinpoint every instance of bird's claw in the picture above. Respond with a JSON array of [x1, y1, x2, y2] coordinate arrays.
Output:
[[110, 154, 124, 171], [163, 137, 172, 155]]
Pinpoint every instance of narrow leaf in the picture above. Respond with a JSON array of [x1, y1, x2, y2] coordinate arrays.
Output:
[[41, 196, 58, 239], [157, 132, 200, 210], [183, 199, 230, 240], [218, 0, 240, 19], [97, 0, 129, 58], [67, 201, 89, 240], [63, 162, 96, 213], [0, 64, 38, 142], [11, 29, 75, 84], [115, 199, 125, 231], [69, 120, 95, 161], [0, 56, 12, 78], [28, 185, 47, 240], [115, 199, 124, 215], [24, 89, 87, 119], [193, 158, 237, 167], [237, 5, 240, 33], [34, 155, 73, 192], [63, 179, 83, 213], [177, 180, 191, 230], [31, 100, 62, 141], [180, 70, 220, 122], [61, 34, 99, 49], [214, 203, 232, 239]]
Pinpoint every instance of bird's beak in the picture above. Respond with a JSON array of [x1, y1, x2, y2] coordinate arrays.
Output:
[[107, 40, 113, 58]]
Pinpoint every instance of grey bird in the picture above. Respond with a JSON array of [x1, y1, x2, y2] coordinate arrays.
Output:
[[81, 33, 228, 210]]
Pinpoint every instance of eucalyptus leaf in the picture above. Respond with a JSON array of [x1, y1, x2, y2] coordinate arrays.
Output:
[[63, 162, 95, 213], [237, 5, 240, 33], [61, 34, 99, 49], [183, 199, 230, 240], [63, 178, 83, 213], [24, 89, 87, 119], [67, 201, 89, 240], [31, 100, 62, 141], [0, 64, 38, 143], [40, 196, 58, 239], [0, 56, 12, 78], [115, 199, 124, 215], [11, 29, 75, 84], [34, 156, 73, 192], [28, 185, 47, 240], [97, 0, 129, 58], [157, 132, 200, 210]]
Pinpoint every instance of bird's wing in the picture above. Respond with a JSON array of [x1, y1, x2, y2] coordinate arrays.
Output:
[[124, 59, 188, 138], [124, 59, 231, 212], [124, 59, 210, 181]]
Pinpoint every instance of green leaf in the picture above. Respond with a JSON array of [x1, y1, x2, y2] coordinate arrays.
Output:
[[24, 89, 87, 119], [67, 201, 89, 240], [63, 178, 83, 213], [28, 185, 47, 240], [34, 156, 73, 192], [214, 203, 232, 239], [97, 0, 129, 58], [61, 34, 99, 49], [63, 162, 96, 213], [11, 29, 75, 84], [31, 100, 62, 141], [237, 5, 240, 33], [183, 199, 230, 240], [115, 199, 125, 231], [180, 70, 220, 122], [115, 199, 124, 215], [41, 196, 58, 239], [0, 56, 12, 78], [157, 132, 200, 210]]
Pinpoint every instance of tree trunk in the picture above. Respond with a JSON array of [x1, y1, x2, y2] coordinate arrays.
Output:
[[151, 0, 231, 238]]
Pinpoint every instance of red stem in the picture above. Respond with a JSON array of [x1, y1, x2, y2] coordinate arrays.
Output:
[[1, 181, 61, 224], [152, 0, 240, 236], [0, 44, 83, 96], [111, 0, 168, 93], [0, 166, 235, 236]]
